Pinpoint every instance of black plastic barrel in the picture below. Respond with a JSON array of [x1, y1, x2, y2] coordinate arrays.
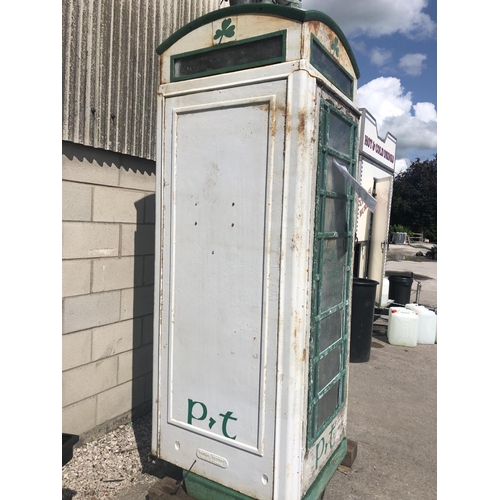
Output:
[[62, 433, 79, 467], [388, 275, 413, 305], [350, 278, 379, 363]]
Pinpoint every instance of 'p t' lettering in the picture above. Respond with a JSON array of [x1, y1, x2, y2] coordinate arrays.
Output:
[[315, 437, 325, 469], [219, 411, 238, 440], [187, 399, 207, 425]]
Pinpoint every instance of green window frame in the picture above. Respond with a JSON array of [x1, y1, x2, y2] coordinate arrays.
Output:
[[310, 36, 354, 99], [171, 30, 287, 82], [307, 99, 357, 448]]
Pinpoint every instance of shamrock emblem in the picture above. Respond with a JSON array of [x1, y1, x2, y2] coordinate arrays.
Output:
[[331, 37, 339, 58], [214, 18, 236, 44]]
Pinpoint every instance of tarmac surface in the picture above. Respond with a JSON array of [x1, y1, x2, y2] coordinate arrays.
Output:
[[115, 243, 437, 500], [325, 342, 436, 499], [385, 243, 437, 311], [324, 243, 436, 499]]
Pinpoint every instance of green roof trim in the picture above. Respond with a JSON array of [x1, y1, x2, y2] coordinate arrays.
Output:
[[156, 4, 360, 79]]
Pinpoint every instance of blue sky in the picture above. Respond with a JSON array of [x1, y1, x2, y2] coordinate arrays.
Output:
[[302, 0, 437, 172]]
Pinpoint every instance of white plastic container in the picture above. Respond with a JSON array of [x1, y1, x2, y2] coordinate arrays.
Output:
[[387, 307, 419, 347], [380, 277, 390, 307], [405, 304, 437, 344], [405, 303, 419, 312]]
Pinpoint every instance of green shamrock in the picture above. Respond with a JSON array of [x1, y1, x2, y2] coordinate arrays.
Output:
[[214, 18, 235, 44], [331, 37, 339, 58]]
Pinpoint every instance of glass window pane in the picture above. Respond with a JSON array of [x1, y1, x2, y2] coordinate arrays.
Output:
[[316, 379, 340, 430], [324, 198, 347, 234], [320, 264, 343, 312], [328, 113, 351, 154], [326, 155, 347, 194], [311, 40, 352, 97], [318, 346, 341, 392], [173, 33, 284, 80], [319, 308, 342, 352], [323, 237, 346, 261], [320, 238, 346, 311]]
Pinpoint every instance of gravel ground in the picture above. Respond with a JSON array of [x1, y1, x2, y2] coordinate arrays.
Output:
[[62, 414, 178, 500]]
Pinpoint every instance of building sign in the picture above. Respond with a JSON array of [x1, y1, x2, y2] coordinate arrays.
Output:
[[359, 109, 396, 171], [356, 109, 397, 244]]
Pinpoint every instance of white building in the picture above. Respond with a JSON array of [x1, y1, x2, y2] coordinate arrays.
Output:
[[354, 108, 397, 306]]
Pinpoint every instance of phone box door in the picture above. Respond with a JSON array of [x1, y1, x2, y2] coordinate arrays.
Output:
[[155, 79, 287, 500]]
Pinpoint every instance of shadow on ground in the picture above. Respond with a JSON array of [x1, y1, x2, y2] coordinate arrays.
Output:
[[131, 412, 183, 480]]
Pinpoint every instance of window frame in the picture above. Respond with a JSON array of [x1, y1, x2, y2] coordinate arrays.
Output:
[[307, 99, 358, 448]]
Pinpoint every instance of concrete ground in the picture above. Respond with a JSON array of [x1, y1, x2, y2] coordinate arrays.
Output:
[[324, 338, 436, 500], [115, 244, 437, 500], [324, 243, 437, 499], [385, 242, 437, 310]]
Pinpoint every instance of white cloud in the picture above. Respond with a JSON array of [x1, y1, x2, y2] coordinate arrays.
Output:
[[413, 102, 436, 122], [349, 39, 368, 55], [358, 77, 412, 119], [301, 0, 436, 39], [370, 48, 392, 67], [357, 77, 437, 160], [298, 1, 437, 163], [399, 53, 427, 76], [395, 158, 410, 174]]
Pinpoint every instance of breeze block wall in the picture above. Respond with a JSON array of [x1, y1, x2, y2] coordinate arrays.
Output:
[[62, 140, 156, 441]]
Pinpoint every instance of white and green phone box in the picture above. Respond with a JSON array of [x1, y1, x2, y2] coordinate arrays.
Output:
[[152, 4, 362, 499]]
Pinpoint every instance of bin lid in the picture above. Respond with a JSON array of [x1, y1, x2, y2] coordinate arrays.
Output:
[[386, 271, 413, 279], [353, 277, 379, 286], [388, 275, 413, 283]]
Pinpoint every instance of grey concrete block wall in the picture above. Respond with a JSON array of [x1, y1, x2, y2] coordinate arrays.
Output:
[[62, 141, 156, 440]]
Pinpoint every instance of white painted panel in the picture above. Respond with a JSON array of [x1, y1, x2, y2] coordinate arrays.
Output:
[[171, 102, 271, 451], [356, 157, 397, 243], [272, 69, 319, 500], [368, 176, 393, 305], [302, 408, 347, 488], [158, 80, 287, 500], [355, 158, 376, 243]]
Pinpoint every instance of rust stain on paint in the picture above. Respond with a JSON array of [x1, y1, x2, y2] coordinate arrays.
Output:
[[298, 108, 308, 138]]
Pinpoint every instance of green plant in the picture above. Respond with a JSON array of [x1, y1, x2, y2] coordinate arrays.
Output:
[[390, 156, 437, 241], [389, 224, 413, 237], [423, 228, 437, 243]]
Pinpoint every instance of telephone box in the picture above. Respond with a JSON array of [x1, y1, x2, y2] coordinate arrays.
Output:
[[152, 4, 363, 499]]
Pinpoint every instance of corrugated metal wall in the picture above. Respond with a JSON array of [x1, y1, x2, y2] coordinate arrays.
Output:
[[62, 0, 221, 160]]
